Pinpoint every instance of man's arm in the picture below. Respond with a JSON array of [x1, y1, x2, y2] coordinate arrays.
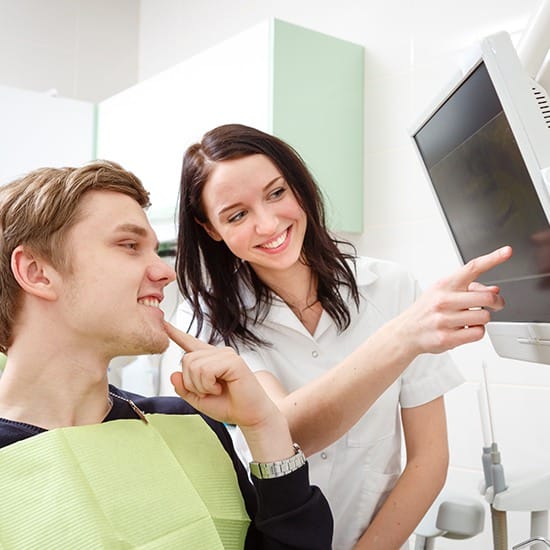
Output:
[[165, 322, 334, 549], [254, 246, 511, 456], [353, 397, 448, 549]]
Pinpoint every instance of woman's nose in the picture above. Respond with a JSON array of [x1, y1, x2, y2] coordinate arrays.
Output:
[[254, 209, 278, 236]]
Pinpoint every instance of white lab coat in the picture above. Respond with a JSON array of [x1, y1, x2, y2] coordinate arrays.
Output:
[[178, 257, 464, 549]]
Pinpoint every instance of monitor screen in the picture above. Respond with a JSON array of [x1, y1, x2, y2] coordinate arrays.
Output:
[[411, 31, 550, 364], [414, 61, 550, 324]]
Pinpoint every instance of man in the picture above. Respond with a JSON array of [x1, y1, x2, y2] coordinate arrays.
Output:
[[0, 160, 332, 549]]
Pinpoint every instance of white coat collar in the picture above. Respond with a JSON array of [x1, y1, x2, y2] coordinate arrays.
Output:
[[238, 256, 380, 308], [351, 256, 379, 288]]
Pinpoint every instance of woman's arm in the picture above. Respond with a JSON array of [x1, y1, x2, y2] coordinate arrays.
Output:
[[353, 397, 449, 549], [254, 246, 510, 456]]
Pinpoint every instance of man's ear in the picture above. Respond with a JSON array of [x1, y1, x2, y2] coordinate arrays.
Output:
[[195, 219, 223, 242], [11, 245, 58, 301]]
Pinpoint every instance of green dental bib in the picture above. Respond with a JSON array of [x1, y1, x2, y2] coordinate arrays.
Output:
[[0, 414, 250, 549]]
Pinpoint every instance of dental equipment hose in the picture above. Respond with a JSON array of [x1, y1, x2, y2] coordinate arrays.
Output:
[[491, 507, 508, 550], [489, 442, 508, 550], [489, 439, 509, 550], [480, 363, 508, 550]]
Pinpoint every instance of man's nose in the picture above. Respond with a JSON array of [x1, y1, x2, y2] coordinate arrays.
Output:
[[148, 255, 176, 285]]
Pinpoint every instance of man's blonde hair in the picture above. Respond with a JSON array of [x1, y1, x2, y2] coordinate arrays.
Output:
[[0, 160, 150, 353]]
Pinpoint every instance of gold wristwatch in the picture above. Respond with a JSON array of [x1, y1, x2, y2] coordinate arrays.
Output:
[[249, 443, 306, 479]]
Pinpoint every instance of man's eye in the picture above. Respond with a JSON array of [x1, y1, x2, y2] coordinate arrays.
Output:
[[121, 242, 138, 250]]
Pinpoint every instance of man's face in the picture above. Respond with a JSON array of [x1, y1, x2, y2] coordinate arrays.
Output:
[[59, 190, 176, 359]]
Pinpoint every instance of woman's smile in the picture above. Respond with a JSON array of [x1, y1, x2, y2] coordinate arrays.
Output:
[[256, 227, 291, 252]]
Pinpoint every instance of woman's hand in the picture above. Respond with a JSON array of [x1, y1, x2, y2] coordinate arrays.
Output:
[[396, 245, 512, 356]]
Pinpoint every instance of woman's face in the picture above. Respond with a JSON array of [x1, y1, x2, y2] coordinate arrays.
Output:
[[199, 154, 307, 279]]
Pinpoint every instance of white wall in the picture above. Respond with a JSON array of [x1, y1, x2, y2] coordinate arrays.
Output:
[[0, 0, 139, 102], [139, 1, 550, 549], [0, 84, 95, 184]]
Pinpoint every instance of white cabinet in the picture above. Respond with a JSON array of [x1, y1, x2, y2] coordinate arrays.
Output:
[[97, 18, 364, 240]]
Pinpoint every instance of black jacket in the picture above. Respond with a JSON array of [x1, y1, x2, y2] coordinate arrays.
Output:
[[0, 385, 333, 549]]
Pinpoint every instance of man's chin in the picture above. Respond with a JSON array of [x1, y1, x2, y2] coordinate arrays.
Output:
[[122, 331, 170, 357], [145, 334, 170, 355]]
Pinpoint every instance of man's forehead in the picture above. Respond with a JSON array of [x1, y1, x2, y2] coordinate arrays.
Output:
[[74, 191, 156, 240]]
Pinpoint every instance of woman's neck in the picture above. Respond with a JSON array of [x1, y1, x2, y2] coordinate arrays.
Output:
[[259, 262, 323, 335]]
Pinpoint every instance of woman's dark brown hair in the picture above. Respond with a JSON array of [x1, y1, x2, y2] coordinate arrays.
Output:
[[176, 124, 359, 348]]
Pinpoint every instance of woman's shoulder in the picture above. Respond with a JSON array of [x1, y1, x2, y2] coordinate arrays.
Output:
[[351, 256, 416, 286]]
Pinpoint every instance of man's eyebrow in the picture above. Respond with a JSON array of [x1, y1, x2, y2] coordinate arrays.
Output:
[[114, 223, 148, 237], [114, 223, 160, 250]]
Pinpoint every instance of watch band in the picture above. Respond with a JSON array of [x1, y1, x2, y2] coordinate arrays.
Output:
[[249, 443, 306, 480]]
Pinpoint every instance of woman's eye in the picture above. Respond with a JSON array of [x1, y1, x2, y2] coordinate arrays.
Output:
[[121, 242, 138, 250], [270, 187, 286, 199], [228, 211, 245, 223]]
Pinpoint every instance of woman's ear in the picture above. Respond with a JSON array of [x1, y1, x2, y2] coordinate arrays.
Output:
[[11, 246, 58, 301], [195, 218, 223, 242]]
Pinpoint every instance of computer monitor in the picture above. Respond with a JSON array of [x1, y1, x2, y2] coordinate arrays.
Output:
[[411, 31, 550, 365]]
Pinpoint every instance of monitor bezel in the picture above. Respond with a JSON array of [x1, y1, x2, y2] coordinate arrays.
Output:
[[410, 31, 550, 365]]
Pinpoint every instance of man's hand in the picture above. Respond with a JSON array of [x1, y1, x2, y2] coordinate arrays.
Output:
[[164, 322, 278, 429], [164, 322, 295, 462]]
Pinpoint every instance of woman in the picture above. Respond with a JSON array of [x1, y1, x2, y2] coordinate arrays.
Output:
[[174, 124, 510, 549]]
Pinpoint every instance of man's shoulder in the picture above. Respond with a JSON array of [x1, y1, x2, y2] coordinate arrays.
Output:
[[0, 417, 43, 450], [109, 386, 230, 441], [110, 386, 198, 415]]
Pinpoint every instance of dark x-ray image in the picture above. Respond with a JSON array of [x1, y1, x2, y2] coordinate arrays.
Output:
[[416, 63, 550, 322]]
